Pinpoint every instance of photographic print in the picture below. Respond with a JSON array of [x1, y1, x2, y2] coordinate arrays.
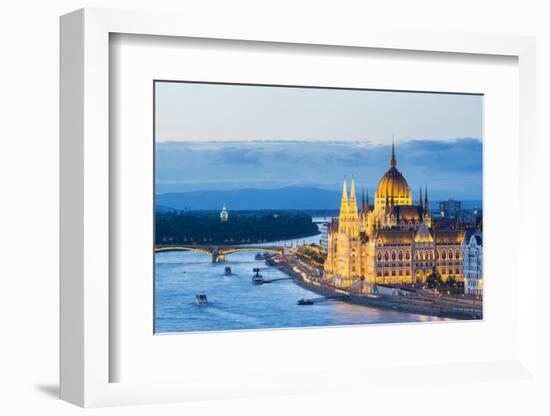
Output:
[[154, 81, 483, 334]]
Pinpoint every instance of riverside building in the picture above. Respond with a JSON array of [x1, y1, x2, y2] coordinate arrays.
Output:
[[463, 230, 483, 296], [324, 143, 465, 290]]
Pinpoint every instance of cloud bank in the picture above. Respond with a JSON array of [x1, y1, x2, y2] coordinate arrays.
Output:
[[155, 139, 482, 200]]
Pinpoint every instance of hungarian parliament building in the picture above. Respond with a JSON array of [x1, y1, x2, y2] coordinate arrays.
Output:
[[324, 143, 466, 289]]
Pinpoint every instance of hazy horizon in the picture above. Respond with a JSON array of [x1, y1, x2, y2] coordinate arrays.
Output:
[[155, 138, 482, 200]]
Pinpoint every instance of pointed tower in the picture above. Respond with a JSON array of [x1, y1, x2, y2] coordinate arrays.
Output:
[[361, 188, 366, 215], [390, 137, 397, 169], [424, 186, 432, 228], [339, 177, 349, 214], [339, 177, 349, 234], [348, 177, 360, 237], [362, 188, 370, 234], [349, 177, 358, 214], [419, 187, 423, 209]]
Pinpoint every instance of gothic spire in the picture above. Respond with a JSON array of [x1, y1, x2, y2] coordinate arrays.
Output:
[[339, 177, 349, 217], [349, 177, 358, 215], [348, 177, 360, 237], [419, 187, 423, 210], [390, 136, 397, 168]]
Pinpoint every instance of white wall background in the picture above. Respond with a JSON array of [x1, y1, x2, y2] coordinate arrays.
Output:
[[0, 1, 548, 414]]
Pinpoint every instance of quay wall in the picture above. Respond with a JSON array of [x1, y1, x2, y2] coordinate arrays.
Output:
[[272, 260, 482, 320]]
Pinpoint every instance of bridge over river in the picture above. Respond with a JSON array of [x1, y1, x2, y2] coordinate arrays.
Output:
[[155, 245, 285, 263]]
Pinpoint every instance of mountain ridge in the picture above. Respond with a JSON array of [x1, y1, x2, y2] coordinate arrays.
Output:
[[156, 186, 482, 211]]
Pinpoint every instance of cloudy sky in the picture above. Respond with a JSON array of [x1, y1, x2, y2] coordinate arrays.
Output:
[[155, 82, 483, 200]]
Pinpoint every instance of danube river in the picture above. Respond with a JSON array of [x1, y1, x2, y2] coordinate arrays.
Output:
[[155, 225, 447, 333]]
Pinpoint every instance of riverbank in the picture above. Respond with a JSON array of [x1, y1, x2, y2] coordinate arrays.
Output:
[[272, 257, 482, 320]]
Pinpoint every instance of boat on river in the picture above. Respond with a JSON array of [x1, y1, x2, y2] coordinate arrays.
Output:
[[252, 267, 264, 284], [195, 294, 208, 305]]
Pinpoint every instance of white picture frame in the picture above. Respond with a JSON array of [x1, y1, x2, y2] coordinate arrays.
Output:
[[60, 7, 537, 407]]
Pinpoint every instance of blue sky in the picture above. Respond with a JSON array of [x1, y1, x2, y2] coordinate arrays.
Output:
[[155, 82, 482, 143], [154, 82, 483, 200]]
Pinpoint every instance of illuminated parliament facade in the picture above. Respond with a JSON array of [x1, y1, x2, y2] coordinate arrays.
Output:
[[324, 144, 465, 289]]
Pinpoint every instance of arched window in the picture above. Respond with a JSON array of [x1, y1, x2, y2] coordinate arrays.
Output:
[[442, 250, 447, 260], [385, 252, 389, 261], [377, 251, 382, 261], [436, 250, 439, 260], [422, 251, 426, 260], [398, 251, 403, 260], [391, 251, 396, 260], [449, 251, 453, 260], [405, 251, 410, 260], [456, 250, 460, 259]]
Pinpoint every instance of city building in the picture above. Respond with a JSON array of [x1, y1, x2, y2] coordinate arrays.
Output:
[[324, 143, 465, 290], [439, 199, 462, 219], [463, 229, 483, 296], [220, 202, 229, 222], [319, 222, 329, 252]]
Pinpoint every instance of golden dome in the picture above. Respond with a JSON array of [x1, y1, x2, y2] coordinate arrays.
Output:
[[375, 141, 410, 200], [376, 167, 410, 199]]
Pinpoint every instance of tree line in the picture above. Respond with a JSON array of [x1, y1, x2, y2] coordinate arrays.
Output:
[[155, 210, 319, 245]]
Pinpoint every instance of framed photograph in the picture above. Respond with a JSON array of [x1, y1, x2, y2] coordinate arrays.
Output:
[[60, 8, 538, 407], [153, 80, 483, 336]]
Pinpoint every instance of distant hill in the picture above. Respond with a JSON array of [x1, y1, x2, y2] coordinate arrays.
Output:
[[156, 204, 177, 213], [156, 187, 483, 212], [156, 187, 341, 211]]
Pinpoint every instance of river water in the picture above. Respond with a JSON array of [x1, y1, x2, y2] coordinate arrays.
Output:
[[155, 219, 446, 333]]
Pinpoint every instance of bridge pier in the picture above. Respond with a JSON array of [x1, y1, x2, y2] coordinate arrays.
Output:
[[211, 249, 225, 263]]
